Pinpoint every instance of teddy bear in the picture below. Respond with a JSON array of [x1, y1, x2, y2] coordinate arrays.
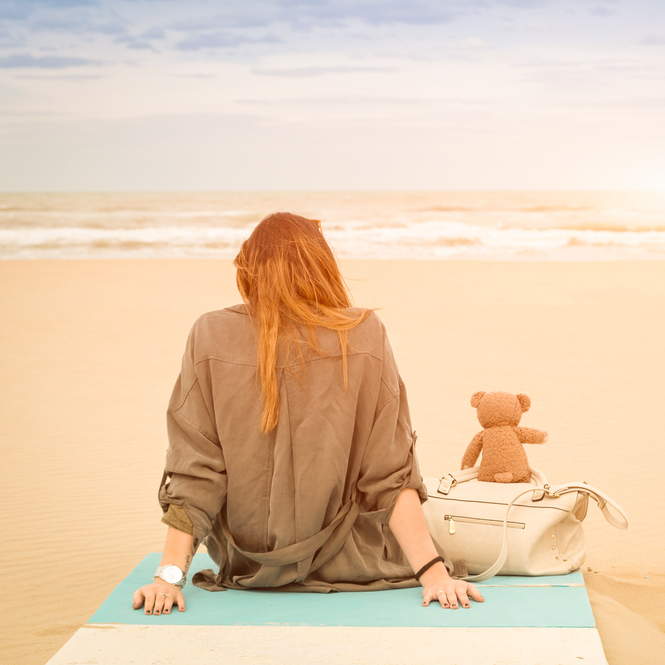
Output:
[[461, 391, 547, 483]]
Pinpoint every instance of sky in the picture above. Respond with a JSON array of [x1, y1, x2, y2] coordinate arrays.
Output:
[[0, 0, 664, 191]]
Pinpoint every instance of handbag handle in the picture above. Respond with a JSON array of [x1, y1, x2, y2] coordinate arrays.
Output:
[[438, 466, 549, 501], [459, 480, 629, 583]]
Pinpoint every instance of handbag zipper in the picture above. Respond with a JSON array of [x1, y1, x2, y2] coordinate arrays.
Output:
[[444, 515, 526, 534]]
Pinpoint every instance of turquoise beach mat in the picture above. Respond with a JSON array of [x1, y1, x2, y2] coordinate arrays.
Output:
[[90, 553, 594, 629]]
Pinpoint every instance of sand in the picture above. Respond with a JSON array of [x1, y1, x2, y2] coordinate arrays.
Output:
[[1, 259, 664, 665]]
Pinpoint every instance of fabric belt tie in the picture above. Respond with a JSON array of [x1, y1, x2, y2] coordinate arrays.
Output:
[[220, 499, 360, 568]]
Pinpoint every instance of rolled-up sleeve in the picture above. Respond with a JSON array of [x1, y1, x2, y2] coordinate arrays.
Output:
[[161, 504, 193, 535], [158, 326, 227, 550], [356, 332, 426, 525]]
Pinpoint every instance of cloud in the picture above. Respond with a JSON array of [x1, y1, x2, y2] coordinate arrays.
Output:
[[237, 96, 425, 105], [0, 53, 101, 68], [0, 29, 26, 48], [140, 26, 165, 40], [171, 73, 218, 78], [589, 5, 616, 17], [592, 61, 663, 81], [515, 59, 585, 69], [174, 32, 282, 51], [20, 11, 165, 53], [28, 17, 126, 35], [168, 11, 276, 32], [0, 0, 553, 63], [165, 1, 466, 32], [252, 65, 397, 77], [13, 73, 103, 79], [274, 0, 463, 27], [1, 0, 552, 38], [0, 110, 72, 116], [641, 35, 665, 45], [15, 0, 96, 5], [114, 34, 157, 51], [0, 0, 97, 22]]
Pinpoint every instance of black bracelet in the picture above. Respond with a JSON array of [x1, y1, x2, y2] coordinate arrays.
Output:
[[414, 556, 445, 582]]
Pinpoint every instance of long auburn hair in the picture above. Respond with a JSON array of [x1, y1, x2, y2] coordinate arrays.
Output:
[[234, 212, 370, 433]]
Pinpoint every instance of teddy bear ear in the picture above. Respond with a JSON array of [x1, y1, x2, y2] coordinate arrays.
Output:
[[470, 391, 486, 408], [516, 394, 531, 412]]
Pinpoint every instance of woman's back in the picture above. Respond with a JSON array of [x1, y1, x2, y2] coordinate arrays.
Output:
[[162, 304, 426, 591]]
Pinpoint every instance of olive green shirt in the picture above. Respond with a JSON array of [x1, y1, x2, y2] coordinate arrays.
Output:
[[159, 305, 451, 592]]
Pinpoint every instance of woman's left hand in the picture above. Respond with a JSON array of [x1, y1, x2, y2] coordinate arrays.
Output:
[[133, 579, 186, 615], [419, 562, 485, 609]]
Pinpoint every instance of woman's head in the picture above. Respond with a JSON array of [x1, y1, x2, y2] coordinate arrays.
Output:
[[234, 212, 351, 315], [234, 212, 369, 432]]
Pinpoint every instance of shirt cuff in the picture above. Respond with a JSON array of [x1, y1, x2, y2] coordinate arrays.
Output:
[[161, 504, 194, 535]]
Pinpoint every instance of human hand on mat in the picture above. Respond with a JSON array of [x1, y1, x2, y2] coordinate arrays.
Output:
[[419, 565, 484, 609], [133, 580, 186, 616], [388, 489, 485, 610]]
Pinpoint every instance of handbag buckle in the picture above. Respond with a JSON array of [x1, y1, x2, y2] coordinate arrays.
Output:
[[438, 475, 457, 495], [531, 483, 552, 502]]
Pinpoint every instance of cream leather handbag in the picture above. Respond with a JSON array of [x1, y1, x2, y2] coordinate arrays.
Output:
[[423, 466, 628, 582]]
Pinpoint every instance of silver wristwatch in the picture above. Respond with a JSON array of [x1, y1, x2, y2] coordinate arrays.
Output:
[[155, 564, 187, 587]]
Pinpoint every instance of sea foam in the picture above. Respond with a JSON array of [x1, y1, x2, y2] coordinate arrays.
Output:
[[2, 191, 664, 260]]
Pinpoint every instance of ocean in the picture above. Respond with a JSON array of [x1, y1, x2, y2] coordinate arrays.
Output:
[[1, 191, 665, 260]]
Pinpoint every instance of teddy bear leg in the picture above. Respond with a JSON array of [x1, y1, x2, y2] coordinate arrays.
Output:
[[493, 472, 514, 483]]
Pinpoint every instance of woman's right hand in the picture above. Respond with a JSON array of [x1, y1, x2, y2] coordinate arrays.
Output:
[[133, 579, 186, 615]]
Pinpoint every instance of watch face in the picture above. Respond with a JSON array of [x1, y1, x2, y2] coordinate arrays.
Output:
[[162, 565, 182, 584]]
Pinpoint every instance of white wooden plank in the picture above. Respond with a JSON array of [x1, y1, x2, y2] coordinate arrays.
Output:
[[47, 625, 608, 665]]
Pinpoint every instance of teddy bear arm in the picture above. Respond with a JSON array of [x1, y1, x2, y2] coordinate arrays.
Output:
[[514, 426, 547, 444], [461, 432, 484, 469]]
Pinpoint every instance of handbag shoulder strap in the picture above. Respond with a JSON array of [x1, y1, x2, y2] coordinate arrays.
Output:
[[461, 482, 629, 583], [462, 486, 543, 583]]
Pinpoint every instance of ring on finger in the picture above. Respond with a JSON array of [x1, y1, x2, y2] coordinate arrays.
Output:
[[159, 593, 168, 598]]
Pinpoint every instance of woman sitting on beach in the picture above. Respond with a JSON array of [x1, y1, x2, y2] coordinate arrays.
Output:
[[133, 212, 484, 615]]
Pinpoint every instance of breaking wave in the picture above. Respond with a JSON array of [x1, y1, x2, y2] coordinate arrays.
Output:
[[2, 191, 664, 260]]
